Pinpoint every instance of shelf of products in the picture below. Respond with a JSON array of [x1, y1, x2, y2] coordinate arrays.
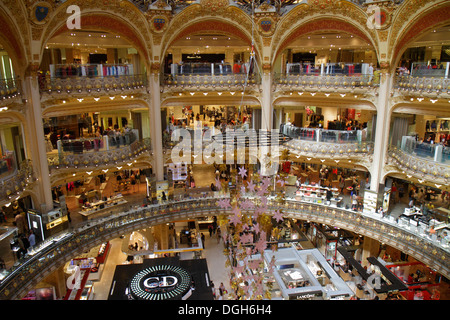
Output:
[[169, 162, 188, 181], [295, 183, 342, 206], [49, 63, 134, 78], [45, 209, 69, 230]]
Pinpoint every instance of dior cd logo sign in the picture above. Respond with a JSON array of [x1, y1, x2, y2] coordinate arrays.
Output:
[[143, 275, 178, 289], [128, 265, 192, 300]]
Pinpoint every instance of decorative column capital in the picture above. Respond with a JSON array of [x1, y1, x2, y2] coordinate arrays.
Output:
[[379, 61, 390, 74], [262, 63, 272, 74], [25, 63, 40, 78], [150, 62, 161, 74]]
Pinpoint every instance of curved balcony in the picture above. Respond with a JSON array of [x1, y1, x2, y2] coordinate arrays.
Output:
[[394, 75, 450, 99], [280, 124, 374, 166], [0, 159, 35, 205], [273, 72, 379, 94], [47, 137, 152, 172], [0, 195, 447, 300], [0, 78, 21, 108], [387, 145, 450, 184], [39, 74, 147, 100], [162, 72, 261, 93]]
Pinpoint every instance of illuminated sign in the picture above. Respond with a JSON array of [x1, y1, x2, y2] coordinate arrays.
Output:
[[128, 265, 192, 300]]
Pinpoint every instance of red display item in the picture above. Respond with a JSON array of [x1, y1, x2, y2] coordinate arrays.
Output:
[[96, 241, 110, 264]]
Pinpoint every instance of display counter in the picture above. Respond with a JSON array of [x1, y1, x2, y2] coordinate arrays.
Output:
[[79, 194, 127, 219], [263, 246, 354, 300], [402, 206, 422, 217], [95, 241, 110, 264], [295, 184, 342, 206]]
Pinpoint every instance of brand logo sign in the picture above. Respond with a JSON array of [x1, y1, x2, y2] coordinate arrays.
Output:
[[128, 265, 191, 300], [143, 275, 178, 289]]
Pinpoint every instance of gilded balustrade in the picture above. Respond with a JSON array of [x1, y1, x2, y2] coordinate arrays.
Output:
[[273, 73, 379, 92], [394, 75, 450, 97], [0, 159, 34, 204], [284, 139, 374, 163], [0, 78, 21, 107], [0, 195, 448, 300], [162, 73, 260, 90], [47, 138, 152, 171], [39, 74, 147, 96], [388, 145, 450, 184]]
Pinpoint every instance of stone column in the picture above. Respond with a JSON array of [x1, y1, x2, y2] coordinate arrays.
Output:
[[261, 63, 273, 130], [148, 63, 164, 181], [22, 65, 53, 213], [370, 65, 392, 193]]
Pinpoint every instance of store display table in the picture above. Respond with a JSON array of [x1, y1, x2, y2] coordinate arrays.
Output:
[[79, 194, 127, 220], [402, 207, 423, 217]]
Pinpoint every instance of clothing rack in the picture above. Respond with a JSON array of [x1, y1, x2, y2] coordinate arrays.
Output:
[[49, 64, 134, 78]]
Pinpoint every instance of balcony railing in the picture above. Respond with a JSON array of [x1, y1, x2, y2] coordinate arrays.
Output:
[[162, 72, 260, 90], [394, 75, 450, 96], [280, 123, 371, 143], [0, 194, 447, 300], [52, 130, 139, 155], [39, 74, 147, 96], [47, 137, 152, 171], [388, 145, 450, 183], [0, 78, 21, 106], [0, 159, 34, 204], [399, 136, 450, 165], [274, 73, 379, 91]]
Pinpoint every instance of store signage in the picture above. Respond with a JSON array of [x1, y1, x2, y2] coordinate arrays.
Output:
[[289, 290, 323, 300], [128, 265, 192, 300], [143, 275, 178, 289]]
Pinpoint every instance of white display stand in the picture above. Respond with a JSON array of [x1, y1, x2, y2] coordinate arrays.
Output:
[[363, 189, 378, 214]]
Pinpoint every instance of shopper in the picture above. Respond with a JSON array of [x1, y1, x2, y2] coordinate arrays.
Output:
[[28, 230, 36, 249], [17, 233, 30, 259], [0, 209, 6, 223], [216, 227, 221, 243], [218, 282, 226, 299], [210, 281, 216, 299], [208, 224, 213, 237], [409, 197, 414, 208]]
